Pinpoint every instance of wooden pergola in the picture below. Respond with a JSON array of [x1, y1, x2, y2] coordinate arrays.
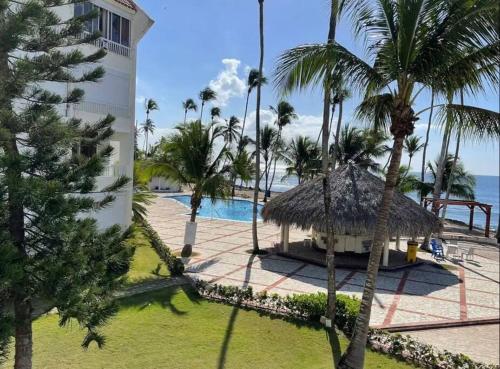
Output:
[[423, 198, 493, 237]]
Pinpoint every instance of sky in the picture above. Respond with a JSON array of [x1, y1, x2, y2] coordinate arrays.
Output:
[[133, 0, 500, 177]]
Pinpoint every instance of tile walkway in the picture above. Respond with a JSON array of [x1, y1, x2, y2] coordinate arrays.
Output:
[[146, 196, 500, 331]]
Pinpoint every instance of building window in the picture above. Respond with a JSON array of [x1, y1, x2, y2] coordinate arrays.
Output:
[[75, 1, 131, 47]]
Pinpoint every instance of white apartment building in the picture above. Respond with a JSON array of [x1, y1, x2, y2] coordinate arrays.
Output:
[[56, 0, 153, 228]]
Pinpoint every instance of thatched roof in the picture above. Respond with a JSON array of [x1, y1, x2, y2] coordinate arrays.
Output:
[[262, 164, 440, 237]]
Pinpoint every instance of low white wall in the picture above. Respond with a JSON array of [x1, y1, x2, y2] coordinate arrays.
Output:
[[148, 177, 181, 192]]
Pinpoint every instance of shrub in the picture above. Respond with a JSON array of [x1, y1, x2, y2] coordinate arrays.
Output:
[[140, 221, 184, 276], [193, 280, 498, 369]]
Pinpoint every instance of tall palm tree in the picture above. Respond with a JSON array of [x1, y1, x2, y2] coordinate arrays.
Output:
[[275, 0, 344, 327], [210, 106, 221, 124], [240, 69, 267, 145], [282, 135, 321, 184], [182, 98, 198, 123], [404, 135, 424, 170], [198, 87, 217, 122], [268, 100, 297, 198], [142, 98, 159, 156], [260, 125, 278, 202], [275, 1, 498, 367], [145, 98, 159, 121], [252, 0, 265, 254], [141, 118, 156, 156], [148, 121, 230, 256], [223, 116, 241, 146]]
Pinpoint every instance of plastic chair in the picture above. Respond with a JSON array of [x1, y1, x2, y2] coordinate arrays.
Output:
[[462, 247, 475, 261], [431, 239, 445, 260], [446, 245, 460, 259]]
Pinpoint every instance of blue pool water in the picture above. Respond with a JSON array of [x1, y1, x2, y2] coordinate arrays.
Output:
[[168, 195, 263, 222]]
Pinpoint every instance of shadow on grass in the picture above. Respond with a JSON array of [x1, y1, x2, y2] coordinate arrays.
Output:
[[327, 328, 342, 368], [217, 253, 256, 369], [118, 284, 201, 316]]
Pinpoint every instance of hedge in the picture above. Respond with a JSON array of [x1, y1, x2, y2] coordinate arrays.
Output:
[[193, 280, 498, 369], [140, 221, 184, 276]]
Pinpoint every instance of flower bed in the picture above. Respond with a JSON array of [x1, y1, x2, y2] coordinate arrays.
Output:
[[193, 280, 498, 369]]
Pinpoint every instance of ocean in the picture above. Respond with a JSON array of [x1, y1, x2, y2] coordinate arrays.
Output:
[[264, 173, 499, 231]]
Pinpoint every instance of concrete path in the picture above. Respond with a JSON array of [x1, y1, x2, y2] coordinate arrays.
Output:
[[406, 324, 500, 365]]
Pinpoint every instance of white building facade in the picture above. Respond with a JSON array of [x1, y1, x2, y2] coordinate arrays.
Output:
[[58, 0, 153, 228]]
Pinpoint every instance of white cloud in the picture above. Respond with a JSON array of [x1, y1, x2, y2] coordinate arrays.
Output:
[[208, 59, 246, 107]]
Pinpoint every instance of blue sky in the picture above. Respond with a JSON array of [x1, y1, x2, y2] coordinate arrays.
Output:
[[134, 0, 499, 176]]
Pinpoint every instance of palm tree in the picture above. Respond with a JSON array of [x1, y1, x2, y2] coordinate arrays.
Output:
[[223, 116, 241, 146], [260, 125, 278, 202], [395, 165, 420, 195], [198, 87, 217, 122], [419, 155, 476, 201], [230, 149, 255, 197], [275, 1, 498, 366], [145, 98, 159, 120], [182, 98, 198, 123], [148, 121, 230, 257], [268, 100, 297, 198], [210, 106, 221, 124], [142, 99, 159, 156], [332, 125, 387, 172], [240, 69, 268, 145], [404, 135, 424, 170], [282, 135, 321, 185], [141, 118, 156, 156], [252, 0, 265, 254]]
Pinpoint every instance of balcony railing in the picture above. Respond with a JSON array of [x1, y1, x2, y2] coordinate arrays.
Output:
[[80, 33, 130, 57]]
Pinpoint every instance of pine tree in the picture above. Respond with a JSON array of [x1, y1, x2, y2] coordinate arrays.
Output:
[[0, 1, 134, 368]]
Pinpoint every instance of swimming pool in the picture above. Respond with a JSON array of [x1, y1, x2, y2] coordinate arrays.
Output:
[[168, 195, 263, 222]]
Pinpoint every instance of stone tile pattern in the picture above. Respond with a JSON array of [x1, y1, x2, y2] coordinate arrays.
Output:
[[147, 197, 500, 329]]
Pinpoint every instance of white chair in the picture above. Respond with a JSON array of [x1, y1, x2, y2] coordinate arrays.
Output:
[[446, 245, 460, 259], [462, 247, 475, 261]]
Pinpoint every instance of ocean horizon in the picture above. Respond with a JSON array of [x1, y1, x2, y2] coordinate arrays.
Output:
[[260, 172, 499, 232]]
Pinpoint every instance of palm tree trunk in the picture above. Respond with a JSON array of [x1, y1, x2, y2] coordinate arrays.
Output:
[[264, 158, 269, 202], [330, 97, 343, 170], [441, 90, 464, 220], [14, 296, 32, 369], [252, 0, 265, 253], [240, 91, 251, 146], [184, 110, 188, 124], [145, 132, 149, 156], [316, 102, 337, 147], [200, 102, 205, 122], [441, 130, 461, 220], [420, 91, 434, 205], [323, 0, 338, 329], [338, 134, 406, 369], [268, 128, 282, 197], [432, 97, 453, 215]]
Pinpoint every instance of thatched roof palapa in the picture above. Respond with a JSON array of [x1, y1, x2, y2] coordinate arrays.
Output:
[[262, 164, 440, 237]]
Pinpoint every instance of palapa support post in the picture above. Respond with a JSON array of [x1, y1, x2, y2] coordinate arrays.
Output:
[[383, 237, 390, 267], [396, 233, 401, 251], [282, 223, 290, 252]]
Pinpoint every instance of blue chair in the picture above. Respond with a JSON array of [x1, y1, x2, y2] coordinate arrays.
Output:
[[431, 239, 444, 260]]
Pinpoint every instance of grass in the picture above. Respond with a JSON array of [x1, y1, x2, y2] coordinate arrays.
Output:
[[125, 228, 169, 285], [3, 286, 415, 369]]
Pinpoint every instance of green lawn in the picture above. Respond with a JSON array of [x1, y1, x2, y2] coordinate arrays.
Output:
[[3, 287, 414, 369], [125, 229, 169, 285]]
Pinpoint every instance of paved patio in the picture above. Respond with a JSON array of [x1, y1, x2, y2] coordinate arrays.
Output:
[[146, 196, 500, 331]]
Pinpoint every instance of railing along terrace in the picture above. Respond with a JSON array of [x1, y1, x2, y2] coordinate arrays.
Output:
[[79, 32, 130, 57]]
